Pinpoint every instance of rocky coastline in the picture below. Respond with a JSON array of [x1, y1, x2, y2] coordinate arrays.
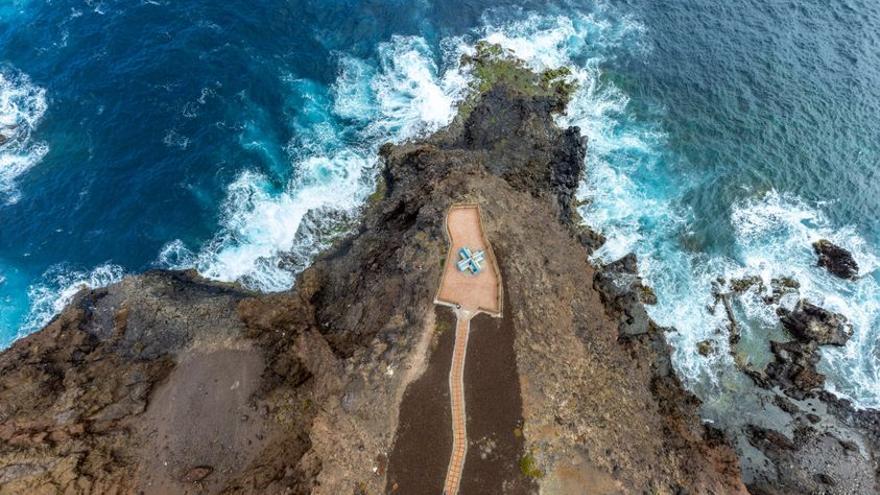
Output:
[[0, 46, 876, 494]]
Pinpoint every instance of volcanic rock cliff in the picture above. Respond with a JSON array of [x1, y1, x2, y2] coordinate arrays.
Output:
[[0, 47, 751, 494]]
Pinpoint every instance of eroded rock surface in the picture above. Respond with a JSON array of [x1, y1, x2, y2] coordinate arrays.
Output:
[[778, 299, 853, 346], [813, 239, 859, 279], [593, 253, 658, 338]]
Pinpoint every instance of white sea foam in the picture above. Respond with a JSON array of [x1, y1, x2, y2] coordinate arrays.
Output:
[[730, 191, 880, 406], [0, 69, 48, 205], [470, 10, 880, 408], [20, 263, 125, 336], [182, 11, 643, 293], [159, 35, 471, 291], [157, 239, 196, 269], [368, 35, 470, 139], [630, 191, 880, 409]]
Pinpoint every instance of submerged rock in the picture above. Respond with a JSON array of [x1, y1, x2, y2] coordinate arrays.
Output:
[[813, 239, 859, 279], [697, 339, 715, 357], [777, 299, 853, 346], [763, 276, 801, 305]]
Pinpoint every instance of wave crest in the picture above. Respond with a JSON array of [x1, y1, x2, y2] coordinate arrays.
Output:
[[0, 68, 48, 205], [21, 263, 125, 337], [160, 35, 471, 291]]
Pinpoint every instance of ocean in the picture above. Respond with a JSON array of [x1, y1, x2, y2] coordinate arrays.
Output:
[[1, 0, 878, 415]]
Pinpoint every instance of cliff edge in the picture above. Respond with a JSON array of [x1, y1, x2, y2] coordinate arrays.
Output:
[[0, 46, 746, 494]]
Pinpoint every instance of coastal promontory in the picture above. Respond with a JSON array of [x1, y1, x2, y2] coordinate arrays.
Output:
[[1, 46, 869, 495]]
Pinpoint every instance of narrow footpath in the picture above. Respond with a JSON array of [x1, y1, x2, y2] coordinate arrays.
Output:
[[442, 314, 471, 495]]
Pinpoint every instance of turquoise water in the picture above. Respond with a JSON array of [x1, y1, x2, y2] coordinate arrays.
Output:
[[0, 1, 878, 409]]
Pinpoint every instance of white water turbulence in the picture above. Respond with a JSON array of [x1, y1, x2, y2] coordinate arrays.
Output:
[[159, 35, 471, 291], [0, 68, 48, 205], [165, 8, 648, 293], [20, 263, 125, 337], [470, 9, 880, 409], [158, 5, 880, 410], [729, 192, 880, 407]]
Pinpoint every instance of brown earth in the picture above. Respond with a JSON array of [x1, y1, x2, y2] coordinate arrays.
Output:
[[385, 307, 455, 495], [459, 288, 533, 495]]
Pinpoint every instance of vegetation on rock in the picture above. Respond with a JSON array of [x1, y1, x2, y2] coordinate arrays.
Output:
[[455, 41, 578, 121], [518, 452, 543, 479]]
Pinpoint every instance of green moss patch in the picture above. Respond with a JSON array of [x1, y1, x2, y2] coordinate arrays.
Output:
[[519, 452, 544, 479], [456, 41, 579, 121]]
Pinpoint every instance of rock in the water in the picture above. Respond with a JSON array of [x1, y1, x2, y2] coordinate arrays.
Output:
[[765, 340, 825, 399], [777, 299, 853, 346], [0, 134, 7, 146], [729, 275, 764, 294], [697, 339, 715, 357], [763, 276, 801, 305], [813, 239, 859, 279], [182, 466, 213, 483]]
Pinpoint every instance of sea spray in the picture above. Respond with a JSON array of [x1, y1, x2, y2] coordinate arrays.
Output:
[[0, 68, 48, 205], [471, 10, 880, 409], [9, 4, 877, 412], [21, 263, 124, 337], [159, 35, 472, 291]]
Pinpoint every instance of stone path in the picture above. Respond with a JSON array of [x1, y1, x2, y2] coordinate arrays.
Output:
[[443, 313, 471, 495], [435, 204, 502, 495]]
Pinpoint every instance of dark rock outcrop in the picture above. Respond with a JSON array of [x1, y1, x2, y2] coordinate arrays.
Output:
[[736, 285, 880, 493], [594, 253, 657, 338], [745, 422, 877, 495], [778, 299, 853, 346], [764, 276, 800, 305], [813, 239, 859, 279], [765, 339, 825, 399]]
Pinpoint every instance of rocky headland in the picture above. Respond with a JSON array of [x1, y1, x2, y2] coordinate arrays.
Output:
[[0, 45, 876, 495]]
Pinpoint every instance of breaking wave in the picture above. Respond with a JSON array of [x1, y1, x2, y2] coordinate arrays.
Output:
[[159, 35, 471, 291], [0, 68, 48, 205], [409, 10, 880, 411], [467, 8, 880, 409], [158, 7, 644, 293], [12, 4, 876, 411], [20, 263, 125, 337]]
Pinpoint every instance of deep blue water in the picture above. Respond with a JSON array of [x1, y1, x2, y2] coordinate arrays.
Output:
[[1, 0, 878, 409]]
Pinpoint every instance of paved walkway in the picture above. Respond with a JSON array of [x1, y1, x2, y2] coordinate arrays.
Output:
[[435, 204, 502, 495], [443, 313, 471, 495]]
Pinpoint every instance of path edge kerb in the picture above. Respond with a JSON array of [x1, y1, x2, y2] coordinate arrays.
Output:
[[433, 203, 504, 318]]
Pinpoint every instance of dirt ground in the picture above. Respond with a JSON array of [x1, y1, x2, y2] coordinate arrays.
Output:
[[387, 282, 534, 494], [136, 347, 271, 494], [385, 306, 455, 494], [459, 287, 534, 495]]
